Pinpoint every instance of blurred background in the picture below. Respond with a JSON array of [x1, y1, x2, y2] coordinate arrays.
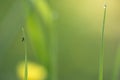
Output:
[[0, 0, 120, 80]]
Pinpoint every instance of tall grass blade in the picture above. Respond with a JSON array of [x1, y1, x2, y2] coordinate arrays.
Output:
[[22, 27, 28, 80], [99, 3, 107, 80]]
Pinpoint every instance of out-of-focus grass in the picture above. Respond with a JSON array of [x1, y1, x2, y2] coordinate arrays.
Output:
[[25, 0, 57, 80], [0, 0, 16, 23], [112, 44, 120, 80], [0, 0, 24, 80], [0, 0, 120, 80]]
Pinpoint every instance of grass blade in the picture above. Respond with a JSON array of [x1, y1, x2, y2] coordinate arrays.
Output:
[[22, 27, 28, 80], [99, 3, 107, 80]]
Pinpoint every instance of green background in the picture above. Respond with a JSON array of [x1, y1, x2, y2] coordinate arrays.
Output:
[[0, 0, 120, 80]]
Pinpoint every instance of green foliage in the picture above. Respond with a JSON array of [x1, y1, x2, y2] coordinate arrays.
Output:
[[25, 0, 56, 80]]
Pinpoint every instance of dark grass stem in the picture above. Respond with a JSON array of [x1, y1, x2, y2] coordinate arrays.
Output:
[[22, 27, 28, 80], [99, 3, 107, 80]]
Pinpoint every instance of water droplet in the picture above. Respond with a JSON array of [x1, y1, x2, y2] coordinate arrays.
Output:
[[104, 4, 107, 8]]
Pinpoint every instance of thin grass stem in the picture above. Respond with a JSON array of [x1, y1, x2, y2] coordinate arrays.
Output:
[[99, 3, 107, 80], [22, 27, 28, 80]]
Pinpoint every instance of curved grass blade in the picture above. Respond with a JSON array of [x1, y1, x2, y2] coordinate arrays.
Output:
[[30, 0, 53, 26], [24, 0, 57, 80]]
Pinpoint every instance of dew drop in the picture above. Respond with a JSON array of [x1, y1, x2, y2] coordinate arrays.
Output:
[[104, 4, 107, 8]]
